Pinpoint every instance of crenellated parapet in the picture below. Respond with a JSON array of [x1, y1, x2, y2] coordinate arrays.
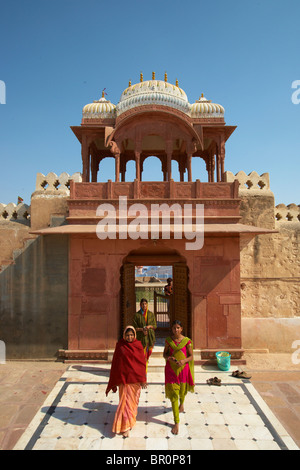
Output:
[[33, 172, 82, 196], [0, 202, 30, 224], [224, 171, 271, 194], [275, 203, 300, 226], [30, 171, 82, 231]]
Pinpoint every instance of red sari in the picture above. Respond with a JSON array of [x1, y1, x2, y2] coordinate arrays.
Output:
[[106, 327, 146, 434]]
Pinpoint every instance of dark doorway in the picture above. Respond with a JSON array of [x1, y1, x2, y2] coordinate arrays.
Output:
[[121, 260, 190, 339]]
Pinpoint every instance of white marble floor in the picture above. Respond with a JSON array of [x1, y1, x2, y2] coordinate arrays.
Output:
[[14, 364, 299, 451]]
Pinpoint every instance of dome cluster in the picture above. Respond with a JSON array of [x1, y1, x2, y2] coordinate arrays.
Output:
[[82, 73, 224, 121]]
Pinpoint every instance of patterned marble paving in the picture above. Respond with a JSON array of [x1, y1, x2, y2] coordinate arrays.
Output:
[[14, 365, 299, 451]]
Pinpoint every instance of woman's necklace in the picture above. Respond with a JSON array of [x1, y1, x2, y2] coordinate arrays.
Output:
[[172, 335, 184, 343]]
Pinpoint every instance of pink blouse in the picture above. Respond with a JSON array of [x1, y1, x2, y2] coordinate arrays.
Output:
[[165, 338, 194, 386]]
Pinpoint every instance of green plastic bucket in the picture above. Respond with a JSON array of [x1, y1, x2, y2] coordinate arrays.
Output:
[[216, 351, 231, 371]]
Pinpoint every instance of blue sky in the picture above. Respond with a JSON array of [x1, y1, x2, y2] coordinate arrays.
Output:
[[0, 0, 299, 206]]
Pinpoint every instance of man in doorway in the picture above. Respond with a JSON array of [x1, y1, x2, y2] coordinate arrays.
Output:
[[164, 278, 173, 297], [164, 278, 173, 316], [132, 298, 156, 371]]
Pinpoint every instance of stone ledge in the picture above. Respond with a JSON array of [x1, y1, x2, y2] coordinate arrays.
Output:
[[58, 349, 109, 362]]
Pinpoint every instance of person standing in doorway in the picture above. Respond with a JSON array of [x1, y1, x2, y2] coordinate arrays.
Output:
[[164, 278, 173, 297], [164, 277, 173, 316], [133, 298, 157, 371]]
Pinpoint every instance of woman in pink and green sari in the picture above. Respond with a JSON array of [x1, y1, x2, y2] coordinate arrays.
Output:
[[163, 320, 194, 435]]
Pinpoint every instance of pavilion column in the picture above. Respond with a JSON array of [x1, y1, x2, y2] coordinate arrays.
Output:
[[179, 160, 185, 182], [210, 154, 215, 182], [162, 160, 167, 181], [216, 147, 221, 182], [203, 154, 210, 182], [91, 155, 99, 182], [81, 134, 90, 182], [166, 141, 173, 181], [115, 154, 120, 182], [187, 154, 192, 182], [186, 141, 195, 182], [108, 141, 121, 182], [135, 150, 141, 181], [120, 160, 126, 182], [220, 138, 225, 181]]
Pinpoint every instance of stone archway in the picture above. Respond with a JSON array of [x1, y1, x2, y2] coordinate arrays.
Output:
[[121, 251, 191, 338]]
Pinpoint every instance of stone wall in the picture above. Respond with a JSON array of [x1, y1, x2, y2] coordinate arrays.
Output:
[[0, 235, 68, 358], [0, 172, 80, 359], [225, 171, 300, 352]]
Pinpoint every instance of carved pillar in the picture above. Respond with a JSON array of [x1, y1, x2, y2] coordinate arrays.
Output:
[[203, 154, 210, 182], [120, 160, 126, 182], [211, 154, 215, 182], [135, 150, 141, 181], [216, 146, 221, 182], [180, 167, 185, 182], [81, 134, 90, 183], [166, 140, 173, 181], [160, 158, 167, 181], [187, 154, 192, 182], [220, 138, 225, 182], [115, 154, 120, 182], [91, 155, 99, 182], [186, 141, 195, 182], [109, 141, 121, 182], [178, 159, 185, 182], [140, 158, 144, 182]]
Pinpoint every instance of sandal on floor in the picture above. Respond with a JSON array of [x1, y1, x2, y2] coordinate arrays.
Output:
[[206, 377, 221, 386], [232, 370, 251, 379]]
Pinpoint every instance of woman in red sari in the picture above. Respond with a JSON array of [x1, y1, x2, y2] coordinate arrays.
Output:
[[106, 326, 147, 437]]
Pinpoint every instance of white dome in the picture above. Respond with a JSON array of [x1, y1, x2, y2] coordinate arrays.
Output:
[[82, 93, 116, 119], [117, 77, 191, 116], [190, 94, 224, 118]]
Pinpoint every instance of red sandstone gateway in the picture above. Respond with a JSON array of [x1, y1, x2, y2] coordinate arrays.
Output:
[[32, 72, 274, 363]]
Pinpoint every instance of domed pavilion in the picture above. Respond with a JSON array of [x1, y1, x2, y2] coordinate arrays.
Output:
[[73, 72, 235, 185], [34, 73, 274, 363]]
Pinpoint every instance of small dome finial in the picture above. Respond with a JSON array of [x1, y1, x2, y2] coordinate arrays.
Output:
[[129, 80, 132, 87], [152, 71, 155, 80], [176, 78, 179, 87], [140, 72, 143, 82], [164, 72, 168, 82]]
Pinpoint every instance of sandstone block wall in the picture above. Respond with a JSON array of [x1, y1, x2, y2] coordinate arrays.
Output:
[[225, 171, 300, 352], [0, 172, 80, 358]]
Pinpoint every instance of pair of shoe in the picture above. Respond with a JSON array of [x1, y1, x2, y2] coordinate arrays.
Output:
[[206, 377, 221, 386], [232, 370, 251, 379]]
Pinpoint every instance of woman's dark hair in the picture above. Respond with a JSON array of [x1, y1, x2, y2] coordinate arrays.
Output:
[[172, 320, 183, 327], [140, 298, 148, 304]]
